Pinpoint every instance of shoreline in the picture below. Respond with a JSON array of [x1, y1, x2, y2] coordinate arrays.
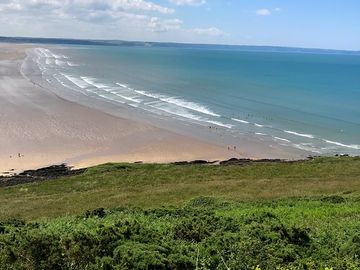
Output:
[[0, 43, 312, 174], [0, 43, 239, 174]]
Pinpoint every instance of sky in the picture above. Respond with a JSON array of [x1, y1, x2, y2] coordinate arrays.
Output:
[[0, 0, 359, 50]]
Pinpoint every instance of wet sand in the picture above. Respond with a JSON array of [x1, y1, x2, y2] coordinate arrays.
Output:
[[0, 43, 237, 174]]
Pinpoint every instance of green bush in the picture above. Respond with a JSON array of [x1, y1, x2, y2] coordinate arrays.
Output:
[[1, 198, 360, 269]]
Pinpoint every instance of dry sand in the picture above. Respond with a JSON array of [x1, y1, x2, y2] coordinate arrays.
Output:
[[0, 43, 236, 174]]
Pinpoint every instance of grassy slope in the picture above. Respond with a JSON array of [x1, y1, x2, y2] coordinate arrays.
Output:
[[1, 157, 360, 269], [0, 156, 360, 220], [1, 197, 360, 269]]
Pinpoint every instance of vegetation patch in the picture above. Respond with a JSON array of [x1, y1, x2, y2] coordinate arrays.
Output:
[[1, 157, 360, 269], [1, 197, 360, 269]]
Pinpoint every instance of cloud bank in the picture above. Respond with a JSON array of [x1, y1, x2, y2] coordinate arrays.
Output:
[[0, 0, 224, 43], [169, 0, 206, 6]]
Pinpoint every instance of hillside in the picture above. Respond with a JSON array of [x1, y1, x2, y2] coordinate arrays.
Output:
[[1, 157, 360, 269]]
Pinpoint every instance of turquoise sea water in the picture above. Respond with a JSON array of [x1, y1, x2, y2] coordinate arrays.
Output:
[[26, 45, 360, 156]]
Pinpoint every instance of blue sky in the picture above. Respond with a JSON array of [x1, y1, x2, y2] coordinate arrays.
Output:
[[0, 0, 359, 50]]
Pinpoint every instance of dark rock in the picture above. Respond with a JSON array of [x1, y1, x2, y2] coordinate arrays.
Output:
[[254, 159, 283, 163], [0, 164, 86, 187], [173, 161, 189, 165], [172, 160, 217, 165], [189, 160, 211, 164], [220, 158, 284, 165]]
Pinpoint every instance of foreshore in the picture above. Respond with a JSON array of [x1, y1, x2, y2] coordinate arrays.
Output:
[[0, 43, 308, 175], [0, 43, 239, 174]]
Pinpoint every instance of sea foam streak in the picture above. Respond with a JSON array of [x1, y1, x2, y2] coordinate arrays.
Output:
[[206, 120, 233, 129], [81, 76, 109, 89], [162, 97, 220, 117], [98, 94, 125, 104], [324, 140, 360, 150], [36, 48, 68, 60], [293, 143, 322, 154], [61, 73, 89, 89], [148, 103, 203, 122], [232, 118, 249, 124], [55, 60, 66, 67], [284, 130, 315, 139], [148, 100, 231, 128], [67, 62, 80, 67], [130, 88, 220, 117], [117, 83, 129, 89], [83, 80, 142, 103], [114, 93, 142, 103], [274, 137, 291, 143]]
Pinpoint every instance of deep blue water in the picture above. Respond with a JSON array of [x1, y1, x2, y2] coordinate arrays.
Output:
[[27, 44, 360, 155]]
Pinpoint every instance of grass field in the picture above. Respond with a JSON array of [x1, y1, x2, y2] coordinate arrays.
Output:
[[1, 157, 360, 220], [1, 157, 360, 269]]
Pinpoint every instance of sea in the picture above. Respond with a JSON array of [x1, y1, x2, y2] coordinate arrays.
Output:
[[20, 41, 360, 157]]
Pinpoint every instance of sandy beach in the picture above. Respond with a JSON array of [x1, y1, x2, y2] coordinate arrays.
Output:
[[0, 43, 239, 174]]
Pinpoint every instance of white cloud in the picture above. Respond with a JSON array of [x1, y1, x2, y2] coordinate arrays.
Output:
[[169, 0, 206, 6], [148, 17, 183, 32], [0, 0, 175, 15], [255, 8, 271, 16], [0, 0, 226, 44], [192, 27, 226, 36], [255, 7, 281, 16], [0, 0, 178, 30]]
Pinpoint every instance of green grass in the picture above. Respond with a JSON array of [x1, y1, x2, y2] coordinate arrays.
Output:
[[1, 156, 360, 269], [1, 197, 360, 269], [1, 156, 360, 220]]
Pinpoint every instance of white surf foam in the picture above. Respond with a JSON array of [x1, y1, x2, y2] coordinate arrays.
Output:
[[274, 137, 291, 143], [62, 74, 89, 89], [232, 118, 250, 124], [81, 76, 109, 89], [161, 97, 220, 117], [284, 130, 315, 139], [84, 83, 138, 103], [292, 143, 322, 154], [43, 49, 55, 58], [67, 61, 79, 67], [255, 132, 267, 136], [35, 48, 69, 60], [116, 83, 129, 89], [323, 140, 360, 150], [206, 120, 233, 129], [114, 93, 141, 103], [149, 104, 203, 122], [37, 48, 52, 58], [51, 52, 68, 59], [98, 94, 125, 104], [130, 88, 220, 117], [55, 59, 66, 67], [45, 58, 54, 65], [34, 48, 46, 58], [135, 89, 161, 99], [254, 123, 264, 127]]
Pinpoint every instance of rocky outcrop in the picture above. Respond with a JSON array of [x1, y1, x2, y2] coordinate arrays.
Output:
[[0, 164, 86, 187]]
